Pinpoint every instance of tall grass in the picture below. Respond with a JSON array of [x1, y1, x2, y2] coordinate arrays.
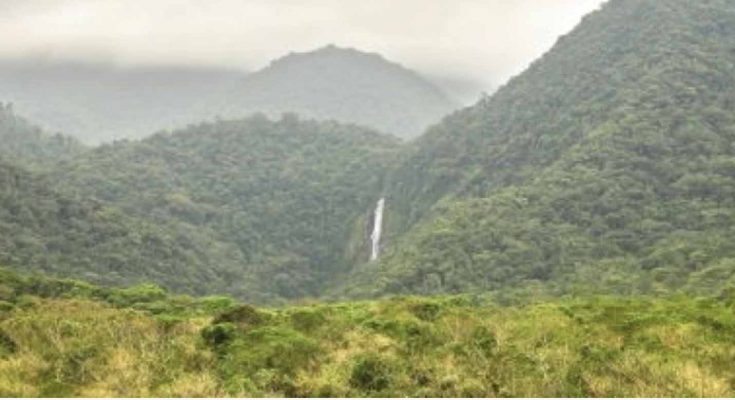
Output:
[[1, 270, 733, 397]]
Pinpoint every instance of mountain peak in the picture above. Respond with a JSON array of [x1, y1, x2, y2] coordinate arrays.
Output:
[[349, 0, 735, 298], [220, 45, 459, 138], [266, 44, 391, 70]]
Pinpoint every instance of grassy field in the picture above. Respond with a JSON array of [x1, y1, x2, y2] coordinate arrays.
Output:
[[0, 268, 734, 397]]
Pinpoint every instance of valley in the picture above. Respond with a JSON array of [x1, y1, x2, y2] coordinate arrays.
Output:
[[1, 0, 735, 397]]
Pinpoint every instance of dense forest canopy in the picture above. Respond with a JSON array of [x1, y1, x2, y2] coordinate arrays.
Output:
[[44, 114, 400, 303], [0, 102, 403, 302], [0, 158, 246, 294], [5, 0, 735, 397], [344, 0, 735, 300], [1, 0, 735, 308], [0, 103, 84, 169]]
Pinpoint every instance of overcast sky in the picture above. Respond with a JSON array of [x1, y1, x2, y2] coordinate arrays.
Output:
[[0, 0, 606, 89]]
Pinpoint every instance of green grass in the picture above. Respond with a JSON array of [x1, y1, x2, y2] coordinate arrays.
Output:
[[0, 268, 734, 397]]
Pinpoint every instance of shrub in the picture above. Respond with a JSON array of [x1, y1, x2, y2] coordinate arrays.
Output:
[[290, 308, 328, 332], [220, 326, 320, 384], [349, 353, 394, 392], [409, 301, 442, 321], [0, 329, 16, 357], [470, 326, 497, 356], [201, 323, 237, 347], [0, 301, 13, 312], [458, 378, 486, 397], [108, 283, 167, 306], [213, 304, 264, 326], [200, 296, 237, 313], [364, 317, 438, 351], [0, 284, 14, 301]]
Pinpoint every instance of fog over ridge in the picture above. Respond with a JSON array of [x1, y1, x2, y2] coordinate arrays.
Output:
[[2, 0, 605, 91]]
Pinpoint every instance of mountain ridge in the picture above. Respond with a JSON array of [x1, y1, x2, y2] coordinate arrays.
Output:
[[215, 45, 460, 139], [4, 0, 735, 305], [341, 0, 735, 299], [46, 113, 401, 303], [0, 46, 460, 143]]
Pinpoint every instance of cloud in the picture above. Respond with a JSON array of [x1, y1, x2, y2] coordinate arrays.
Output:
[[0, 0, 605, 87]]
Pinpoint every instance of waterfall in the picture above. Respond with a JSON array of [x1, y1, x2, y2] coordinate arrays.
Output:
[[370, 197, 385, 261]]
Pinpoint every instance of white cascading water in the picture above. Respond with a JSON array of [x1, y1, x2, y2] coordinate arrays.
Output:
[[370, 198, 385, 261]]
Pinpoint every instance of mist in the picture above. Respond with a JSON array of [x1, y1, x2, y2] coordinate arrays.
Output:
[[2, 0, 605, 91]]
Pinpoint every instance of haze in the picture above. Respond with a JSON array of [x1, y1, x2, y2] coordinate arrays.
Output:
[[2, 0, 605, 91]]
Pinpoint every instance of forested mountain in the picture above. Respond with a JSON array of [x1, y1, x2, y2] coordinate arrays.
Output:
[[214, 45, 459, 139], [343, 0, 735, 299], [0, 160, 245, 294], [0, 48, 458, 143], [3, 0, 735, 307], [0, 103, 84, 169], [5, 1, 735, 396], [0, 61, 244, 143], [50, 115, 400, 303]]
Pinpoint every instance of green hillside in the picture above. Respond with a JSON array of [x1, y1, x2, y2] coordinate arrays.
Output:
[[50, 115, 400, 302], [0, 160, 247, 294], [3, 0, 735, 308], [0, 103, 84, 169], [346, 0, 735, 298], [216, 45, 459, 139], [1, 267, 734, 397]]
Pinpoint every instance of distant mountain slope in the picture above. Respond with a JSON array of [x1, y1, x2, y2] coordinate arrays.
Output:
[[52, 115, 401, 303], [0, 103, 84, 169], [342, 0, 735, 298], [0, 47, 460, 143], [0, 61, 245, 143], [0, 159, 245, 294], [216, 45, 460, 139]]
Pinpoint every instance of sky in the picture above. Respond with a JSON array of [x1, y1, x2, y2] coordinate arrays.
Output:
[[0, 0, 606, 91]]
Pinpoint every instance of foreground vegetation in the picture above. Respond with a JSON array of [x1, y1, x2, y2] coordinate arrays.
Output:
[[1, 267, 733, 397]]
